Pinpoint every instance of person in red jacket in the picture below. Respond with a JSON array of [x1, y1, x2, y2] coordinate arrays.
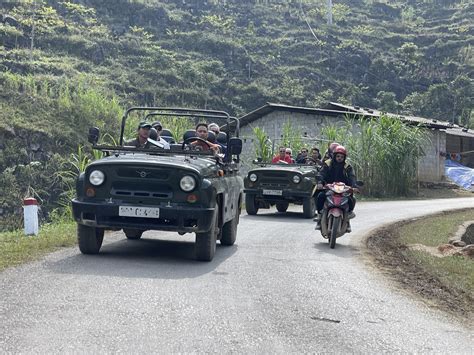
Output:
[[272, 146, 292, 164]]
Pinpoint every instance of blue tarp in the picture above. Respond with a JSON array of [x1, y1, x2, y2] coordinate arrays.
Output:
[[445, 159, 474, 190]]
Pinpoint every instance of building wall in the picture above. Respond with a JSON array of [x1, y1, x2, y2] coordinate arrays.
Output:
[[238, 111, 446, 182], [417, 130, 445, 182]]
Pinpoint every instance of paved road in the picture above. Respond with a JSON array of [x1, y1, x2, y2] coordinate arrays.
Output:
[[1, 198, 473, 353]]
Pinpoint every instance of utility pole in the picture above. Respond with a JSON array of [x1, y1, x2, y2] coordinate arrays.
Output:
[[327, 0, 333, 25]]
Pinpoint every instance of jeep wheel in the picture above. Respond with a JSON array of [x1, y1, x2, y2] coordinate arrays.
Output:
[[302, 197, 316, 218], [195, 204, 219, 261], [275, 201, 289, 213], [78, 224, 104, 254], [123, 229, 143, 240], [245, 194, 258, 215], [221, 204, 240, 246]]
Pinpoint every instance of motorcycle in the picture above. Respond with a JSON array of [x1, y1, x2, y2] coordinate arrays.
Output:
[[318, 182, 359, 249]]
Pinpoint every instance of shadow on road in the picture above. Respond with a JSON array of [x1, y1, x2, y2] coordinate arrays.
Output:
[[312, 241, 359, 258], [47, 237, 238, 280], [241, 211, 314, 224]]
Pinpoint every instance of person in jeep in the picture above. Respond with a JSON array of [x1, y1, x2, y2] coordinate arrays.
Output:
[[307, 147, 322, 165], [190, 122, 221, 154], [315, 145, 359, 231], [272, 146, 292, 164], [124, 121, 152, 148]]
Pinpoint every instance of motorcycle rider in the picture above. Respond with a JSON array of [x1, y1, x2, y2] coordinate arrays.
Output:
[[315, 145, 360, 232]]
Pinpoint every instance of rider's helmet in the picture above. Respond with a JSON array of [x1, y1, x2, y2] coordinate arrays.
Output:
[[333, 145, 347, 156]]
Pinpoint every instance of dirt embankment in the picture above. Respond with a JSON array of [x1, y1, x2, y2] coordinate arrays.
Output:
[[364, 215, 473, 324]]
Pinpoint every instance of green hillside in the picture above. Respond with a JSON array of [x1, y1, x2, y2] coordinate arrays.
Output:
[[0, 0, 472, 229]]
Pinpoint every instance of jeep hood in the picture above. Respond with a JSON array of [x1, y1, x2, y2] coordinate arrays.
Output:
[[87, 153, 217, 175]]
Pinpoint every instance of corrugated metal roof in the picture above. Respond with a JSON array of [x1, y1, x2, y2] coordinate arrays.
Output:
[[239, 102, 461, 130], [446, 128, 474, 138], [239, 102, 378, 127], [327, 102, 459, 129]]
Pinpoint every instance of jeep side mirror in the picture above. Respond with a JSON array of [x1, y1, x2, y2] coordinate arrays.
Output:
[[228, 137, 242, 155], [88, 127, 100, 145]]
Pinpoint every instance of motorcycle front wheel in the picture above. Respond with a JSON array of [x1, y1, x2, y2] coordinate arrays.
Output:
[[329, 215, 341, 249]]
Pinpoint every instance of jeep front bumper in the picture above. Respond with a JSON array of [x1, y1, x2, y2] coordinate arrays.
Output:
[[244, 188, 312, 200], [72, 199, 215, 233]]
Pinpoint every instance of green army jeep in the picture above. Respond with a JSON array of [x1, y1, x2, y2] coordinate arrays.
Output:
[[244, 162, 320, 218], [72, 107, 243, 261]]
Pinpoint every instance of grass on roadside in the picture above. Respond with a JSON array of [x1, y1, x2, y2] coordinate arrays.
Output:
[[398, 209, 474, 296], [399, 209, 474, 246], [408, 250, 474, 298], [0, 220, 76, 271]]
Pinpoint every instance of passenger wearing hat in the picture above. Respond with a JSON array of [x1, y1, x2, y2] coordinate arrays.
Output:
[[125, 121, 152, 148], [150, 120, 171, 149]]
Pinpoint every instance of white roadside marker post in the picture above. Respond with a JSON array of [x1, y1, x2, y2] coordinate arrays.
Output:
[[23, 198, 39, 236]]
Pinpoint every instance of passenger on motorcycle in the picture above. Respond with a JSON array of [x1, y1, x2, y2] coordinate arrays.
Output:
[[315, 145, 360, 231], [322, 142, 340, 161]]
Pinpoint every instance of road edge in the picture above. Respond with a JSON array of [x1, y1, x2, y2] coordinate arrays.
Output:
[[358, 207, 474, 327]]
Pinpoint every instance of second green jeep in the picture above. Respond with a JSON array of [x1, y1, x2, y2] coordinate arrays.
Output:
[[244, 162, 320, 218]]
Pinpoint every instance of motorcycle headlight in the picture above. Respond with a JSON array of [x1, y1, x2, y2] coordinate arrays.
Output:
[[293, 175, 301, 184], [249, 173, 258, 182], [89, 170, 105, 186], [180, 175, 196, 192]]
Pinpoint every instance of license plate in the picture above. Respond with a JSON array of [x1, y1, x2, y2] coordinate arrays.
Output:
[[119, 206, 160, 218], [263, 189, 283, 196]]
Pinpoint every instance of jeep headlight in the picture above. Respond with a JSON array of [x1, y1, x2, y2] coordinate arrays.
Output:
[[89, 170, 105, 186], [180, 175, 196, 192], [249, 173, 258, 182], [293, 175, 301, 184]]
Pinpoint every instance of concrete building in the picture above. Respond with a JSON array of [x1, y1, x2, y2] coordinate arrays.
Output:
[[238, 102, 474, 182]]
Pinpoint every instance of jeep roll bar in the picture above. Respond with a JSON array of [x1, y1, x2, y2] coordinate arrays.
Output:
[[144, 112, 239, 130], [119, 107, 240, 146]]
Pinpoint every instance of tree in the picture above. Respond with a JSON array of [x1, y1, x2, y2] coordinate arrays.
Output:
[[375, 91, 400, 113]]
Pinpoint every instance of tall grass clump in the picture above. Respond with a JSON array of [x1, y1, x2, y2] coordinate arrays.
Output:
[[321, 115, 428, 197], [252, 126, 272, 161]]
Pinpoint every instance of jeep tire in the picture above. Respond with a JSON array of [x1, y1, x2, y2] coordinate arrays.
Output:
[[276, 201, 289, 213], [78, 224, 104, 254], [302, 196, 316, 218], [195, 204, 219, 261], [245, 194, 258, 215], [221, 204, 240, 246], [123, 228, 143, 240]]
